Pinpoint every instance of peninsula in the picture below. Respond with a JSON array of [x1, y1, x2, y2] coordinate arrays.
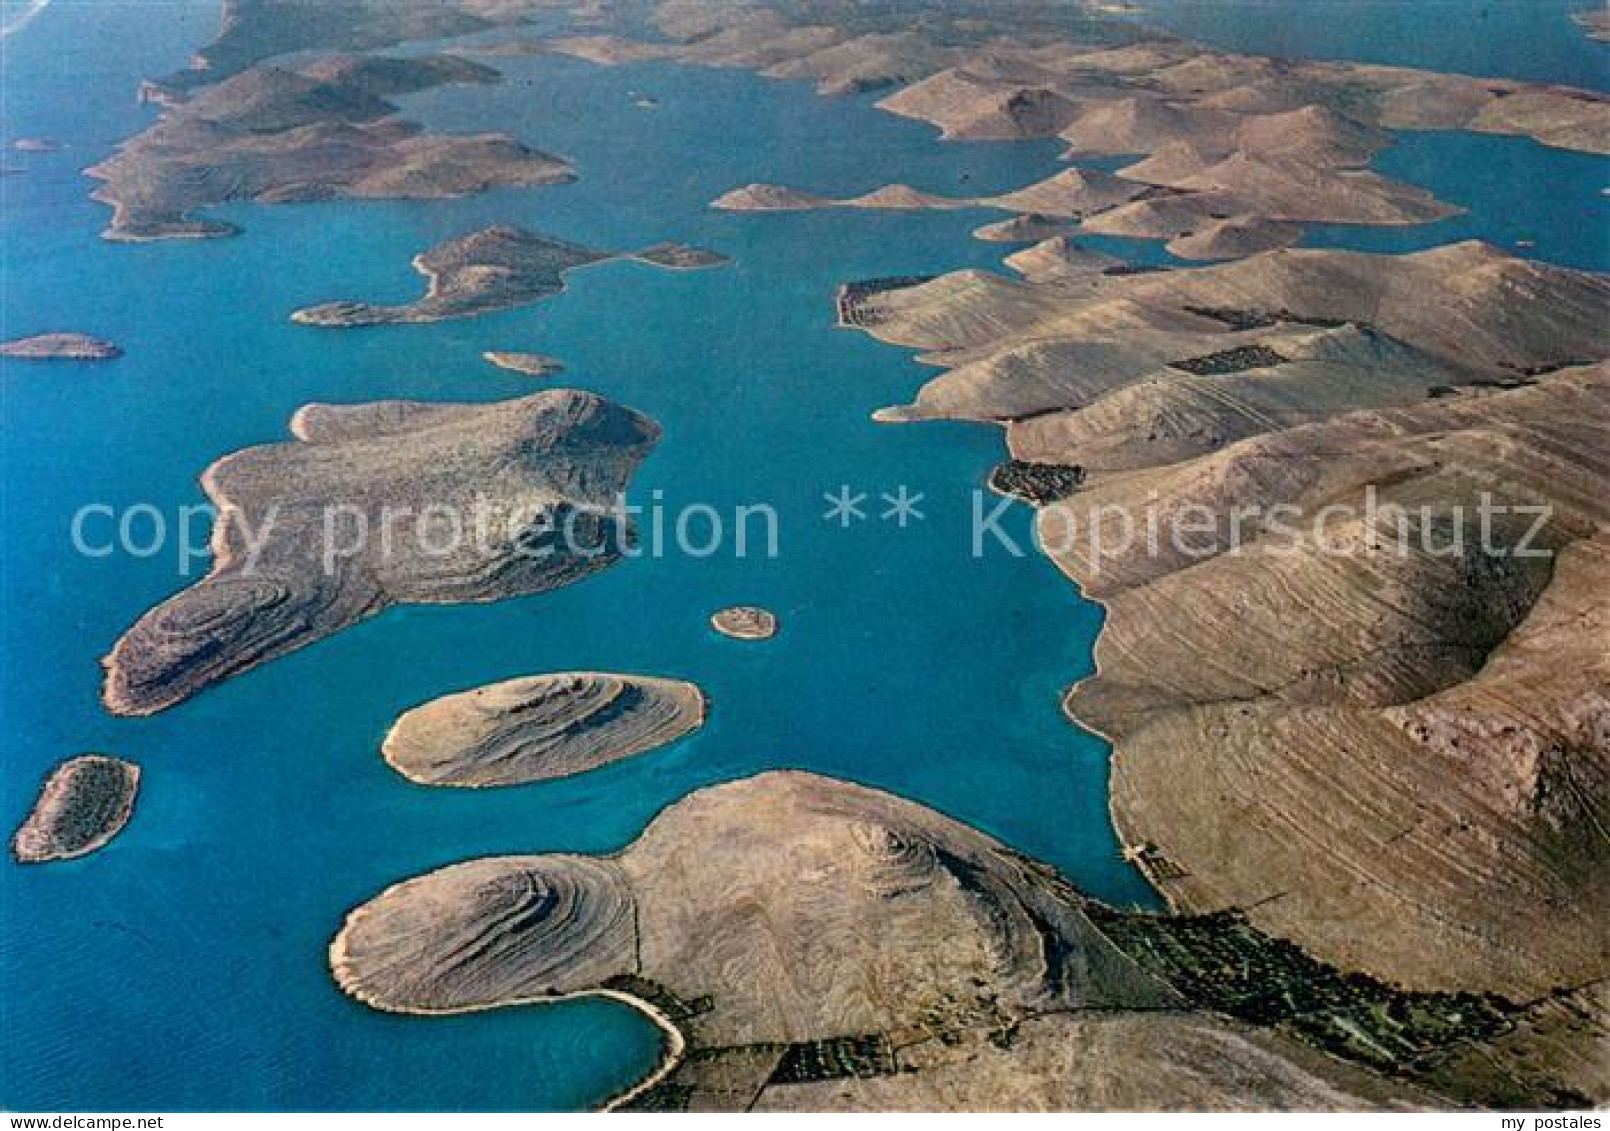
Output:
[[12, 755, 140, 864], [1002, 236, 1122, 282], [382, 672, 706, 787], [0, 332, 121, 360], [102, 389, 659, 716], [291, 227, 727, 326], [331, 771, 1604, 1110], [534, 6, 1610, 165]]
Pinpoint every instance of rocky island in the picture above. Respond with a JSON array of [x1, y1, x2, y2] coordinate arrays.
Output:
[[382, 672, 706, 787], [709, 606, 777, 640], [292, 226, 727, 326], [1575, 9, 1610, 43], [483, 351, 565, 378], [632, 242, 731, 270], [712, 167, 1155, 221], [972, 214, 1078, 244], [153, 0, 498, 91], [332, 771, 1604, 1110], [103, 389, 659, 716], [713, 112, 1457, 258], [0, 332, 122, 360], [88, 51, 573, 241], [12, 755, 140, 864], [603, 2, 1610, 1104], [562, 3, 1609, 260]]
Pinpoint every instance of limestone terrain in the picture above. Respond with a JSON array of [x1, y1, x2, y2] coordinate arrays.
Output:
[[98, 0, 1610, 1109], [90, 0, 1610, 257], [332, 771, 1602, 1110], [1003, 235, 1122, 281], [713, 165, 1161, 220], [494, 0, 1159, 97], [89, 51, 572, 240], [1574, 9, 1610, 44], [711, 109, 1456, 256], [12, 755, 141, 864], [152, 0, 505, 90], [382, 672, 706, 787], [973, 214, 1079, 244], [873, 35, 1610, 156], [710, 605, 778, 640], [861, 241, 1607, 425], [291, 226, 726, 326], [102, 390, 659, 716], [629, 0, 1610, 1090], [1070, 383, 1610, 998], [0, 332, 122, 360], [532, 0, 1609, 162], [527, 1, 1607, 258], [633, 241, 731, 269], [484, 351, 565, 377], [835, 243, 1610, 1001]]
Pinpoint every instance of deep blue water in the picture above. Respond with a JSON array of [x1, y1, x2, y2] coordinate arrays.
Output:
[[1131, 0, 1608, 92], [1, 0, 1605, 1113], [1303, 129, 1610, 267]]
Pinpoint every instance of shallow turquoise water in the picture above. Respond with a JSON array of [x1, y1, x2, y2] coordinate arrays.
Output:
[[1, 2, 1143, 1112], [1, 0, 1604, 1113]]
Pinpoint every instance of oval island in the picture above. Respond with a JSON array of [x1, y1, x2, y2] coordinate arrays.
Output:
[[483, 351, 565, 377], [382, 672, 706, 787], [709, 605, 777, 641], [0, 332, 122, 361], [12, 755, 141, 863]]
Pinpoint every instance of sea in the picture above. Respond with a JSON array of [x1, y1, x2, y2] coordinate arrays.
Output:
[[1, 0, 1604, 1110]]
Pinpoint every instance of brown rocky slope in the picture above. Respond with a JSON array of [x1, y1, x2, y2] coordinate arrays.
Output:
[[839, 243, 1610, 1000]]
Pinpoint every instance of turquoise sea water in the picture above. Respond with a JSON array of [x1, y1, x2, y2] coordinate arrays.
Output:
[[0, 0, 1605, 1112], [1132, 0, 1608, 92]]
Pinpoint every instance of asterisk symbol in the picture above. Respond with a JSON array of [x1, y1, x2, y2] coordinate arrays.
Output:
[[822, 485, 867, 526], [880, 485, 925, 527]]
